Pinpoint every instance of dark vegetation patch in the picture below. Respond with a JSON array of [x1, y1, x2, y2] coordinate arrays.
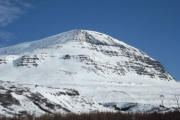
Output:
[[1, 111, 180, 120]]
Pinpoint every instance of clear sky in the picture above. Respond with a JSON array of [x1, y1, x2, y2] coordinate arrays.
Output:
[[0, 0, 179, 80]]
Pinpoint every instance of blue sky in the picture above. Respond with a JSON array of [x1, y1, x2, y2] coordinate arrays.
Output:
[[0, 0, 179, 80]]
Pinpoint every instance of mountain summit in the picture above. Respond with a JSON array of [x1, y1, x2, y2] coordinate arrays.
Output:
[[0, 30, 179, 116], [0, 30, 138, 54], [0, 29, 174, 81]]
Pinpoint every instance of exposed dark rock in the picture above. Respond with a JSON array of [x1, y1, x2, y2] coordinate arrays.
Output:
[[26, 92, 70, 113], [0, 92, 20, 107], [0, 59, 7, 64], [63, 54, 71, 59], [15, 55, 40, 67], [65, 89, 79, 96]]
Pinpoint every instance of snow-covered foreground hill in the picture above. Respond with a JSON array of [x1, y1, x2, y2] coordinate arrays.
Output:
[[0, 80, 109, 117], [0, 30, 180, 116]]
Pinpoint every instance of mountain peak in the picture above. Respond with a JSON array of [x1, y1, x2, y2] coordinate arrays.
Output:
[[53, 29, 122, 45], [0, 29, 129, 55]]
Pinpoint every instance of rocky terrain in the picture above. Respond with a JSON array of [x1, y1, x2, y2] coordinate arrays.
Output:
[[0, 80, 108, 117]]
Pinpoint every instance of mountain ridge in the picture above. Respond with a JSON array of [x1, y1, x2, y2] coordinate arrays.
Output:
[[0, 30, 145, 56]]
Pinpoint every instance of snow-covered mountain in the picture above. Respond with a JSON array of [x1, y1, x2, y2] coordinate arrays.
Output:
[[0, 29, 180, 116]]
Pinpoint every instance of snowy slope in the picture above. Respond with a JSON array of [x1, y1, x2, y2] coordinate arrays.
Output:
[[0, 29, 180, 116], [0, 80, 110, 117]]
